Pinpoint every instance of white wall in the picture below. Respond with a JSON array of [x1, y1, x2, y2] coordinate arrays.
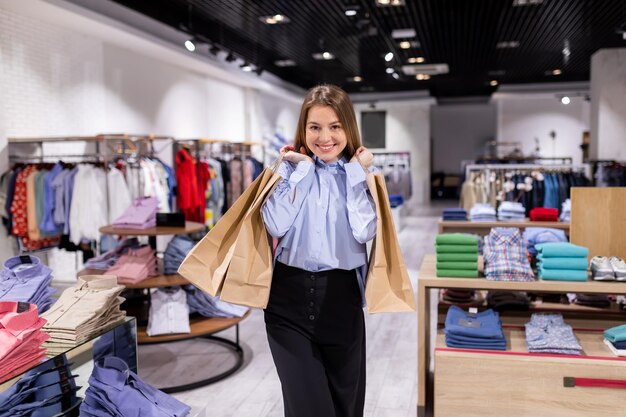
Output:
[[431, 102, 497, 174], [0, 4, 302, 260], [355, 100, 432, 204], [590, 48, 626, 161], [496, 96, 590, 164]]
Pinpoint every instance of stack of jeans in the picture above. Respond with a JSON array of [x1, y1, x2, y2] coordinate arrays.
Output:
[[522, 227, 568, 257], [164, 236, 196, 275], [183, 285, 248, 318], [0, 355, 81, 417], [536, 242, 589, 282], [106, 246, 158, 285], [80, 356, 190, 417], [469, 203, 496, 222], [435, 234, 479, 278], [525, 313, 582, 355], [0, 255, 56, 313], [444, 306, 506, 350], [442, 208, 467, 221], [84, 238, 140, 270], [0, 302, 49, 383], [497, 201, 525, 221], [604, 324, 626, 357], [112, 197, 158, 229]]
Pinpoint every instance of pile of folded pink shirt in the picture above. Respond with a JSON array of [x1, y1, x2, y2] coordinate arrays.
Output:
[[106, 246, 158, 285], [0, 301, 49, 383], [112, 196, 158, 229]]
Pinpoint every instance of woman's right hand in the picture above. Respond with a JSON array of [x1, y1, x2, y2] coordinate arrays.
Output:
[[280, 145, 313, 164]]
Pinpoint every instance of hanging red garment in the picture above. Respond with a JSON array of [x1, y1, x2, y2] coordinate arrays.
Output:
[[175, 148, 203, 222]]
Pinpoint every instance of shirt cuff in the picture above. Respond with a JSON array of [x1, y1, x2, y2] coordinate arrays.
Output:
[[344, 162, 368, 188], [288, 160, 314, 187]]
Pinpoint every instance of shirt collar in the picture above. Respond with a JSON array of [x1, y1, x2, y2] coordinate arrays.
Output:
[[3, 255, 48, 281], [92, 356, 129, 391], [490, 227, 522, 245], [0, 301, 39, 335], [77, 275, 120, 291], [313, 155, 347, 171]]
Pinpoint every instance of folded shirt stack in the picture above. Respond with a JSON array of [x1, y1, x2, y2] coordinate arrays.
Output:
[[444, 305, 506, 350], [536, 242, 589, 282], [522, 227, 568, 257], [497, 201, 526, 221], [525, 313, 582, 355], [435, 234, 479, 278], [80, 356, 191, 417], [0, 255, 56, 313], [147, 287, 190, 336], [0, 355, 81, 417], [566, 293, 611, 308], [559, 198, 571, 222], [529, 207, 559, 221], [442, 208, 467, 221], [469, 203, 496, 222], [106, 246, 158, 285], [41, 275, 126, 356], [84, 238, 140, 270], [164, 236, 196, 275], [604, 324, 626, 357], [112, 196, 158, 229], [486, 291, 530, 312], [441, 289, 477, 304], [0, 302, 49, 384], [483, 227, 535, 282], [183, 285, 248, 318]]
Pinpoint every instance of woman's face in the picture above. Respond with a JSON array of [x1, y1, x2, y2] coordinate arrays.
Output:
[[305, 105, 347, 164]]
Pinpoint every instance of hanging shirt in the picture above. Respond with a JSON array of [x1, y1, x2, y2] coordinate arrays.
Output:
[[261, 156, 377, 298]]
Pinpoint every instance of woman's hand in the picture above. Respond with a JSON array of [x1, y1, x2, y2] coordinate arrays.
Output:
[[350, 146, 374, 170], [280, 145, 313, 165]]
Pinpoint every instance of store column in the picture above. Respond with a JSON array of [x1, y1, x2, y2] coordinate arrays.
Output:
[[589, 47, 626, 161]]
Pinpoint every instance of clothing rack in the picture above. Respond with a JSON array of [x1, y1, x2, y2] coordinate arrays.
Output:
[[464, 163, 591, 180], [371, 151, 412, 200]]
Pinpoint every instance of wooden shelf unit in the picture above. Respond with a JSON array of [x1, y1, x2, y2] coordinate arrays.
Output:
[[438, 219, 570, 235], [417, 254, 626, 417], [99, 221, 205, 236], [78, 269, 189, 289]]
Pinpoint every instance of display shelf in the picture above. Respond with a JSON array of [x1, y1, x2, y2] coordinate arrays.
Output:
[[137, 310, 250, 344], [77, 269, 189, 289], [417, 254, 626, 417], [438, 219, 569, 235], [99, 221, 205, 236]]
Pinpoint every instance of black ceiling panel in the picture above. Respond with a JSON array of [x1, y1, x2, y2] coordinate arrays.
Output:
[[111, 0, 626, 98]]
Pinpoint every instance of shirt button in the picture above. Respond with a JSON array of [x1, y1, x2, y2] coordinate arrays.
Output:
[[309, 315, 315, 321], [309, 301, 315, 307], [309, 288, 315, 294], [310, 275, 315, 280]]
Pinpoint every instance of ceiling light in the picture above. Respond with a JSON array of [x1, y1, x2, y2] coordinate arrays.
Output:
[[392, 72, 400, 80], [402, 63, 449, 76], [552, 69, 562, 75], [496, 41, 520, 49], [353, 76, 362, 82], [260, 14, 291, 25], [386, 67, 395, 74], [408, 57, 425, 64], [384, 52, 394, 62], [312, 52, 335, 60], [184, 39, 195, 52], [225, 52, 236, 62], [275, 59, 296, 67], [399, 41, 411, 49], [416, 74, 430, 81], [512, 0, 543, 6], [376, 0, 405, 6], [490, 80, 498, 86], [240, 63, 252, 72], [561, 96, 570, 105], [345, 9, 357, 16], [392, 28, 416, 39]]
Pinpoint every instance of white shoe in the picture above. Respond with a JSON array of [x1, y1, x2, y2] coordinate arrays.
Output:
[[609, 257, 626, 281], [590, 256, 615, 281]]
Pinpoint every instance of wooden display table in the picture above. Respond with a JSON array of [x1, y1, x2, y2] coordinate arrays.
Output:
[[438, 219, 569, 235], [99, 221, 205, 236], [417, 254, 626, 417], [78, 269, 189, 289]]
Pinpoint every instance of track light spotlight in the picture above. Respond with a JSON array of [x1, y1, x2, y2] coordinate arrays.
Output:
[[184, 39, 196, 52]]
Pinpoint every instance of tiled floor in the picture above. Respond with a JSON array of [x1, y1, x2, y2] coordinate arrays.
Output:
[[139, 200, 453, 417]]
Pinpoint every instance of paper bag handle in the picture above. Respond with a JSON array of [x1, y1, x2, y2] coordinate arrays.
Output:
[[269, 153, 285, 173], [354, 153, 370, 175]]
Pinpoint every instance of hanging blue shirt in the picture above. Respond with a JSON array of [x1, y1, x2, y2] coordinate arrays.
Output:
[[261, 156, 377, 301]]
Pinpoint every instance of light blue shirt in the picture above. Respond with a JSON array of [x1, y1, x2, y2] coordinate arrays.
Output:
[[261, 156, 377, 300]]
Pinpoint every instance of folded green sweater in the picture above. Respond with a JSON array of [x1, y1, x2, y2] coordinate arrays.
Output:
[[436, 261, 478, 270], [535, 242, 589, 258], [436, 244, 478, 254], [538, 266, 588, 282], [436, 253, 479, 262], [436, 269, 479, 278], [537, 256, 589, 270], [604, 324, 626, 343], [435, 234, 479, 246]]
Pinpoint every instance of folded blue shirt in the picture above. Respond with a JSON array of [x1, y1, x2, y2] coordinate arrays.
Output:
[[444, 305, 504, 339], [538, 267, 588, 281], [537, 256, 589, 270], [535, 242, 589, 258]]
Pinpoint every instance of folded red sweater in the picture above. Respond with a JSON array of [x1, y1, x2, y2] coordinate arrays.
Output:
[[530, 207, 559, 221]]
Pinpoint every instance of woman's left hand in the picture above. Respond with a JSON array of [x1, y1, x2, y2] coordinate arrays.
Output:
[[350, 146, 374, 170]]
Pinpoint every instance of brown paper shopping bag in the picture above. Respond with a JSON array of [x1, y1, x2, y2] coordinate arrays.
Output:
[[365, 172, 417, 313], [219, 171, 281, 308], [177, 164, 277, 296]]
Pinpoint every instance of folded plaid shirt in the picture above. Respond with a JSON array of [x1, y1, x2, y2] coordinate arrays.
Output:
[[483, 227, 534, 281]]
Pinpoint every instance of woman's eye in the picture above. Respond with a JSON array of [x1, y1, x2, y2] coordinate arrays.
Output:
[[331, 125, 340, 131], [310, 126, 319, 131]]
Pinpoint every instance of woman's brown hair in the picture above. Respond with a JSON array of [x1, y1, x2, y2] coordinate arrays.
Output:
[[293, 84, 362, 160]]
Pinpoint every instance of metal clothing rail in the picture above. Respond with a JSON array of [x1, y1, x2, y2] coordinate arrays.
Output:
[[464, 163, 591, 180]]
